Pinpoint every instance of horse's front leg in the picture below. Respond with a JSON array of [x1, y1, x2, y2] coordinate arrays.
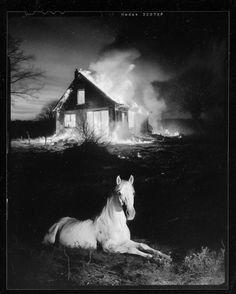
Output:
[[130, 240, 172, 261], [103, 242, 153, 259]]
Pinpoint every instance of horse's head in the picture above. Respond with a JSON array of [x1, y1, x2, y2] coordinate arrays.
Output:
[[115, 175, 136, 220]]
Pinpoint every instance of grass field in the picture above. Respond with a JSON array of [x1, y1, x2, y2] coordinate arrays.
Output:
[[7, 134, 227, 288]]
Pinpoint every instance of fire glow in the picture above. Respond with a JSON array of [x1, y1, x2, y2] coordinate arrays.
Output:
[[152, 127, 181, 138], [79, 49, 180, 142], [51, 49, 181, 145]]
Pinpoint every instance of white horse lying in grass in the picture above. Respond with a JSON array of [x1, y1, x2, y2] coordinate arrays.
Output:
[[43, 175, 171, 261]]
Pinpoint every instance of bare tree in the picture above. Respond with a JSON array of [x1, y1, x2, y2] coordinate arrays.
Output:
[[76, 118, 101, 144], [36, 100, 57, 122], [8, 35, 45, 103]]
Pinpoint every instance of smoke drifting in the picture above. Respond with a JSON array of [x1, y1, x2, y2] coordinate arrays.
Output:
[[89, 49, 140, 105], [81, 48, 170, 133], [81, 17, 227, 133]]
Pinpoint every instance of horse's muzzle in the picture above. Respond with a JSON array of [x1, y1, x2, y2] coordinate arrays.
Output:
[[126, 207, 136, 220]]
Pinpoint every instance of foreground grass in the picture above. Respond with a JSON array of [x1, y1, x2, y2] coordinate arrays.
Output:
[[8, 138, 227, 288], [8, 237, 225, 289]]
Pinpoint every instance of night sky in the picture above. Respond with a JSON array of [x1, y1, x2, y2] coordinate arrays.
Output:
[[8, 12, 228, 120]]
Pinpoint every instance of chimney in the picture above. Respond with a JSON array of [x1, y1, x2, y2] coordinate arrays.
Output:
[[74, 68, 79, 79]]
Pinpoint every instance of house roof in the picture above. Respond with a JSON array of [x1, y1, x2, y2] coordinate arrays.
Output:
[[53, 71, 128, 111]]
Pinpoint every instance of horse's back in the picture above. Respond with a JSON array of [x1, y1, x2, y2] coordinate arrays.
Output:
[[43, 216, 73, 245], [59, 218, 97, 249]]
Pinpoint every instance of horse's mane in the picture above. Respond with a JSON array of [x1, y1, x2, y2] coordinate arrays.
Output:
[[91, 185, 120, 222]]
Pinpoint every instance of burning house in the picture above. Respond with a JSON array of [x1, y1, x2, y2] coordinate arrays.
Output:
[[53, 69, 149, 141]]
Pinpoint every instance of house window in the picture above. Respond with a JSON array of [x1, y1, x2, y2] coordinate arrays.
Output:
[[77, 89, 85, 105], [86, 110, 109, 137], [122, 112, 125, 122], [64, 113, 76, 128], [128, 111, 135, 128]]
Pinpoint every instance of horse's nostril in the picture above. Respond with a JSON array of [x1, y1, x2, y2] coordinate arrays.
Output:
[[126, 208, 135, 220]]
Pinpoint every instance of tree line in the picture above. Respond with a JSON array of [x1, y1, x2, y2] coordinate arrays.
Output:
[[11, 100, 57, 141], [11, 119, 54, 140]]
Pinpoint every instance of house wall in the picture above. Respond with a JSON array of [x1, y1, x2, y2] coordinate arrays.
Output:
[[62, 76, 116, 111], [56, 107, 116, 136], [55, 111, 64, 134], [55, 109, 85, 134], [109, 107, 116, 132], [56, 107, 131, 136], [55, 74, 131, 137]]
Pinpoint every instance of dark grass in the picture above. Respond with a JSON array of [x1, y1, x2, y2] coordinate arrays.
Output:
[[7, 132, 227, 288], [7, 236, 225, 288]]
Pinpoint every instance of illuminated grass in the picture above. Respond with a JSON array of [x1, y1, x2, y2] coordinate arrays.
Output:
[[8, 238, 225, 288]]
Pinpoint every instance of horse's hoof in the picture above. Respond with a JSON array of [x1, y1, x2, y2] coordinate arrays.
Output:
[[145, 254, 153, 260], [153, 255, 161, 262]]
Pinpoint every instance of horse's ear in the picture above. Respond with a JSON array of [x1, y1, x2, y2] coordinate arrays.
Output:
[[116, 175, 121, 185], [129, 175, 134, 184]]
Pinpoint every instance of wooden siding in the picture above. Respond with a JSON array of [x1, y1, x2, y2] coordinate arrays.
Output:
[[54, 71, 130, 135], [60, 74, 118, 111]]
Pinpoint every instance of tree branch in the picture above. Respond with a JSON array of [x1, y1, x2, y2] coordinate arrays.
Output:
[[8, 34, 45, 102]]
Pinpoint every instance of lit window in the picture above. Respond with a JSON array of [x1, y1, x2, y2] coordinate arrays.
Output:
[[64, 114, 76, 127], [77, 89, 85, 105], [128, 111, 135, 128], [87, 110, 109, 137], [122, 112, 125, 122]]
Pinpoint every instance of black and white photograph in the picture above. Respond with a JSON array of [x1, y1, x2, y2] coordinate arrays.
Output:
[[7, 11, 228, 289]]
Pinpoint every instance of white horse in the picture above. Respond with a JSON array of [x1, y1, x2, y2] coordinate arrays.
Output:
[[43, 175, 171, 261]]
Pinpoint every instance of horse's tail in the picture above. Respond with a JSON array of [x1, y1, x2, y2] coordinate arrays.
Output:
[[42, 217, 71, 245]]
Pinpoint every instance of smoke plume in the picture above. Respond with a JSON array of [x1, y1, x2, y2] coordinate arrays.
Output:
[[81, 48, 170, 133]]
